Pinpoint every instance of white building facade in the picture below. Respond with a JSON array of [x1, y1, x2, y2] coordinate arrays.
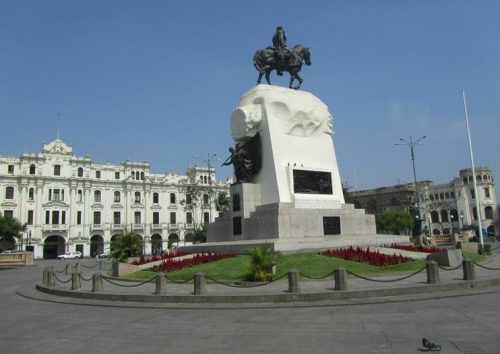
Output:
[[0, 139, 230, 258], [350, 167, 497, 237]]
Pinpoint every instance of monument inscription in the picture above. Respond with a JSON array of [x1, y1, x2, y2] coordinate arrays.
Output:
[[293, 170, 333, 195], [323, 216, 341, 235]]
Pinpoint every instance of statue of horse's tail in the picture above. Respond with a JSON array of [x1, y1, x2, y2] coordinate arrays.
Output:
[[253, 50, 265, 74]]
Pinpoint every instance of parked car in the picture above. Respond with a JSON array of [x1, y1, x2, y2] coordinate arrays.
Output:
[[58, 251, 82, 259], [97, 250, 111, 258]]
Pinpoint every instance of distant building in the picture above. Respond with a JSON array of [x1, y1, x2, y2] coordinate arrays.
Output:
[[0, 139, 230, 258], [350, 167, 497, 237]]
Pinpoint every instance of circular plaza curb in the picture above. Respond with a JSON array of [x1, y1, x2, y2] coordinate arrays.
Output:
[[15, 276, 500, 309]]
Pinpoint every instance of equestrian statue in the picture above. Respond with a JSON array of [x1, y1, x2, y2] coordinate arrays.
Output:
[[253, 26, 311, 90]]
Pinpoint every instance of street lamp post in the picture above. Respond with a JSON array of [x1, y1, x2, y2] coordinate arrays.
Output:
[[460, 212, 464, 232], [395, 135, 426, 236], [450, 213, 455, 234]]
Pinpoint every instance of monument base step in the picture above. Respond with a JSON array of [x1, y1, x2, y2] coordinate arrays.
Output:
[[179, 234, 410, 254]]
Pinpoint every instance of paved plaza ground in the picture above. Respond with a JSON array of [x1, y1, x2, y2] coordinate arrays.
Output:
[[2, 252, 500, 353]]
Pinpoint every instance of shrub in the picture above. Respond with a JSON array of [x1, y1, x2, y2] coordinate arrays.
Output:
[[245, 246, 281, 281]]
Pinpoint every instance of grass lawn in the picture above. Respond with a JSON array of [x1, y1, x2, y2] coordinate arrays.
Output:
[[124, 252, 429, 282]]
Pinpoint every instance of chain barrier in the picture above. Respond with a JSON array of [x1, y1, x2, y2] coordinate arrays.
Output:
[[438, 264, 462, 271], [473, 261, 500, 271], [101, 276, 155, 287], [54, 268, 66, 274], [205, 273, 288, 288], [164, 274, 194, 284], [346, 266, 426, 283], [79, 274, 94, 282], [53, 273, 72, 284], [81, 263, 99, 269], [299, 269, 336, 280]]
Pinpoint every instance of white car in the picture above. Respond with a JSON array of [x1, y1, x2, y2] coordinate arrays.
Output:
[[58, 251, 82, 259], [97, 250, 111, 258]]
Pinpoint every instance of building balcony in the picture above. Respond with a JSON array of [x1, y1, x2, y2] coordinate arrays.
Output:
[[132, 223, 144, 230], [91, 224, 104, 231], [151, 223, 163, 230], [42, 224, 69, 232], [168, 223, 179, 230], [184, 223, 195, 230], [112, 223, 124, 231]]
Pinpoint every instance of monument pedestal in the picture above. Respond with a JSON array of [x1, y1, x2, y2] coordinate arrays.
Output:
[[201, 85, 405, 253]]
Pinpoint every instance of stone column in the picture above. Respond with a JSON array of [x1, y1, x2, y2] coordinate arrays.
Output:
[[462, 259, 475, 281], [194, 272, 206, 295], [334, 267, 347, 291], [426, 260, 440, 284], [155, 272, 167, 295], [287, 269, 300, 293]]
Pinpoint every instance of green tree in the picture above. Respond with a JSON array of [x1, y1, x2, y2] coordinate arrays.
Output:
[[110, 229, 143, 262], [215, 191, 231, 214], [375, 210, 414, 235], [0, 214, 26, 249], [193, 224, 207, 243]]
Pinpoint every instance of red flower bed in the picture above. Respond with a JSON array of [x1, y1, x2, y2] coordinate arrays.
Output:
[[131, 250, 191, 265], [151, 252, 236, 272], [384, 243, 445, 254], [322, 246, 411, 266]]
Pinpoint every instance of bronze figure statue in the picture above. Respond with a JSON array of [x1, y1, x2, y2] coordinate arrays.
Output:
[[253, 26, 311, 90]]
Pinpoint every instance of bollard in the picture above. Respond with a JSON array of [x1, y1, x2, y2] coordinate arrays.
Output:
[[92, 274, 103, 292], [463, 259, 475, 281], [426, 260, 440, 284], [42, 268, 49, 286], [194, 272, 206, 295], [65, 263, 71, 275], [155, 272, 167, 295], [288, 269, 300, 293], [48, 267, 55, 287], [71, 272, 81, 290], [74, 262, 81, 274], [334, 267, 347, 291]]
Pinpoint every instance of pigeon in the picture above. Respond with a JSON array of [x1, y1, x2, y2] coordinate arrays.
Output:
[[422, 337, 442, 351]]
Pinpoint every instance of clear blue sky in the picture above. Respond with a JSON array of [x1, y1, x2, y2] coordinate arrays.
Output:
[[1, 0, 499, 191]]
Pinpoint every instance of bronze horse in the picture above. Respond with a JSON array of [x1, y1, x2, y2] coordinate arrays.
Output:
[[253, 45, 311, 90]]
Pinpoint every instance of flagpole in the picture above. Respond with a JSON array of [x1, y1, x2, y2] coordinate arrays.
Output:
[[462, 89, 483, 246]]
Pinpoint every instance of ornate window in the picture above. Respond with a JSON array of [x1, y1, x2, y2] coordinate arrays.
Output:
[[54, 164, 61, 176], [29, 164, 36, 175], [485, 206, 494, 220], [134, 191, 141, 203], [94, 190, 101, 203], [114, 191, 121, 203], [28, 188, 34, 201], [170, 193, 176, 204], [5, 186, 14, 199], [153, 192, 159, 204], [431, 211, 439, 223], [77, 167, 83, 177]]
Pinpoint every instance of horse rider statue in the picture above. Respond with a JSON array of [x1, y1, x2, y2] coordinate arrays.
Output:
[[272, 26, 291, 76]]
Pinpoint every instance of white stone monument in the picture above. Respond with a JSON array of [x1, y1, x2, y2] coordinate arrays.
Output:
[[205, 85, 402, 252]]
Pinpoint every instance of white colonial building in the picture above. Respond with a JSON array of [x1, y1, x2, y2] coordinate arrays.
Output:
[[350, 167, 498, 237], [0, 139, 230, 258]]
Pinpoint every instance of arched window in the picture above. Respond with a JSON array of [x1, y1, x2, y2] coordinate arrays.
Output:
[[134, 191, 141, 203], [473, 207, 478, 221], [203, 194, 209, 204], [429, 194, 435, 201], [135, 171, 140, 180], [439, 193, 444, 200], [170, 193, 176, 204], [204, 176, 208, 184], [29, 164, 36, 175], [140, 172, 144, 180], [5, 186, 14, 199], [153, 192, 159, 204], [114, 191, 121, 203], [77, 190, 83, 202], [445, 192, 450, 199], [431, 211, 439, 223], [199, 176, 204, 184], [28, 188, 34, 201], [94, 190, 101, 203], [450, 209, 459, 221], [485, 206, 494, 220], [476, 175, 482, 181], [131, 171, 135, 180], [440, 210, 449, 222], [77, 167, 83, 177]]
